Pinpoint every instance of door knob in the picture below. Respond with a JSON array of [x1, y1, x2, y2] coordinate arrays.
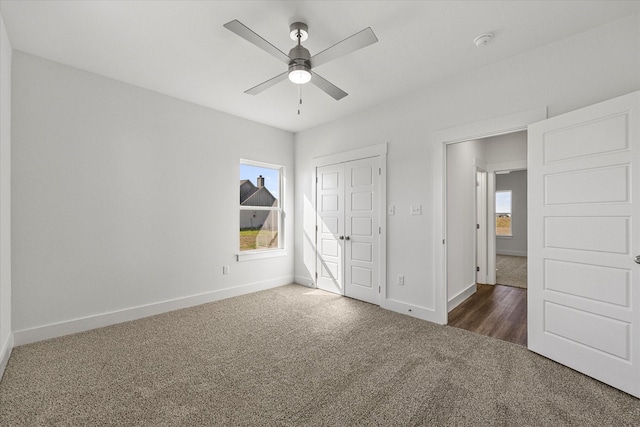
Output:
[[635, 255, 640, 264], [345, 236, 350, 241], [339, 235, 344, 240]]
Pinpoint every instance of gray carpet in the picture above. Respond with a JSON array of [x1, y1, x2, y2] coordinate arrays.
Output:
[[496, 254, 527, 288], [1, 284, 638, 426]]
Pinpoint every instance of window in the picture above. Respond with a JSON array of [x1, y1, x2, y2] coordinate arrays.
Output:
[[239, 160, 283, 252], [495, 190, 512, 236]]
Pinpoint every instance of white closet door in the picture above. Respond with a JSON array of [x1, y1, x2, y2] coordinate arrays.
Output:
[[316, 156, 381, 305], [528, 91, 639, 397], [316, 163, 345, 295], [344, 157, 380, 305]]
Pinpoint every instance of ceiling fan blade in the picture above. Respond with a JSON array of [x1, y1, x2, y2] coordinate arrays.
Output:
[[310, 72, 348, 100], [245, 72, 289, 95], [224, 20, 291, 64], [310, 27, 378, 68]]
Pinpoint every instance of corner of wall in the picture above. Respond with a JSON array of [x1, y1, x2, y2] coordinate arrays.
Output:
[[0, 12, 13, 382], [447, 283, 477, 313], [0, 332, 13, 381], [294, 275, 315, 288]]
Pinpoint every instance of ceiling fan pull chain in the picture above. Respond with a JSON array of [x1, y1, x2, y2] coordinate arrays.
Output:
[[298, 85, 302, 115]]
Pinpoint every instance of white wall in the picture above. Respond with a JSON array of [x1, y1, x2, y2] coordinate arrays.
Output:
[[294, 15, 640, 321], [11, 52, 295, 341], [496, 170, 527, 256], [0, 13, 13, 376], [484, 132, 527, 166], [446, 140, 484, 308], [484, 131, 527, 258]]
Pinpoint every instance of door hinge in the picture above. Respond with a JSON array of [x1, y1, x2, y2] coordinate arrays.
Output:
[[316, 225, 318, 231], [316, 176, 318, 183], [443, 239, 445, 245], [476, 266, 480, 272], [477, 223, 480, 229], [315, 272, 318, 279], [379, 168, 381, 175], [378, 286, 381, 293], [379, 226, 381, 234]]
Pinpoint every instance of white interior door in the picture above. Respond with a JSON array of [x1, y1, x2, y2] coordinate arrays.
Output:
[[528, 91, 639, 397], [316, 157, 380, 305], [344, 157, 380, 304], [316, 163, 345, 295]]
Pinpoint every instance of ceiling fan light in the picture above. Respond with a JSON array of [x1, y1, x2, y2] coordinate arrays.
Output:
[[288, 66, 311, 84]]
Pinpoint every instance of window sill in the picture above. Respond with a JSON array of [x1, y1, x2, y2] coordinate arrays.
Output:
[[497, 235, 513, 239], [237, 249, 287, 262]]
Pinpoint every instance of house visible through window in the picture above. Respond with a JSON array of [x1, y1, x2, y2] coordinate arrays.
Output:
[[239, 161, 283, 251], [496, 190, 512, 236]]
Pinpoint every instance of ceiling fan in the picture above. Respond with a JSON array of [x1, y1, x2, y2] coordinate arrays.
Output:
[[223, 20, 378, 101]]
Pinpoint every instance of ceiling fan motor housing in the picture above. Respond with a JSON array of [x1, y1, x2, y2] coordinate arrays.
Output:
[[288, 45, 311, 64], [288, 44, 311, 76]]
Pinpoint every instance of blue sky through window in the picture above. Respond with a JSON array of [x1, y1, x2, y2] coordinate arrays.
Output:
[[496, 191, 511, 214], [240, 164, 279, 199]]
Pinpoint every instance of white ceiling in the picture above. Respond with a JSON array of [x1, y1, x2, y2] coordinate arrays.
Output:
[[1, 1, 638, 133]]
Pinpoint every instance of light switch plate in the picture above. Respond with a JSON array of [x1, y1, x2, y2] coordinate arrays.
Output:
[[411, 205, 422, 215]]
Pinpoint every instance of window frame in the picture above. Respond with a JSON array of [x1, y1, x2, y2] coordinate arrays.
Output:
[[495, 189, 513, 237], [237, 159, 286, 261]]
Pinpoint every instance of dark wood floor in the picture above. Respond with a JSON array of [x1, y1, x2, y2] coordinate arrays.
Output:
[[448, 284, 527, 346]]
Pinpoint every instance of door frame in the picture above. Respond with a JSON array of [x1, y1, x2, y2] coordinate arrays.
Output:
[[476, 167, 487, 285], [312, 143, 388, 305], [432, 108, 547, 325], [486, 161, 527, 285]]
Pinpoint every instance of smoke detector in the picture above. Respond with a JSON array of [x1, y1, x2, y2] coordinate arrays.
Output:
[[473, 33, 493, 47]]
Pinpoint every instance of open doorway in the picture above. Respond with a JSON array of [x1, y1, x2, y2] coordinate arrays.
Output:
[[494, 169, 527, 290], [446, 130, 528, 346]]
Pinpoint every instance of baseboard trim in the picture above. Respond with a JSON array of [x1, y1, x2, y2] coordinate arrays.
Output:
[[496, 250, 527, 257], [383, 299, 442, 325], [0, 332, 13, 382], [294, 275, 315, 288], [448, 283, 477, 312], [13, 276, 294, 347]]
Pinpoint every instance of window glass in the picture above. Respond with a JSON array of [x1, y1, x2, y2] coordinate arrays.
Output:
[[240, 162, 283, 251], [496, 190, 512, 236]]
